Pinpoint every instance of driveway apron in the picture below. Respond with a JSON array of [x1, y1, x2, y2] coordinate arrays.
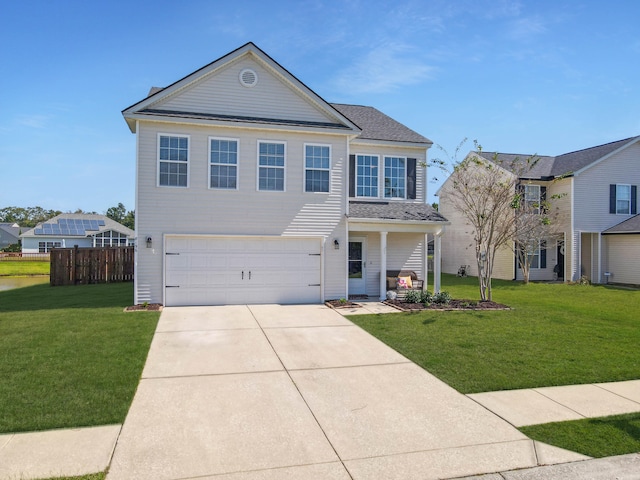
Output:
[[107, 305, 538, 480]]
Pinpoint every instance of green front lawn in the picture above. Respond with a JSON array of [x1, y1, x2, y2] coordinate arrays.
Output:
[[0, 282, 159, 434], [520, 413, 640, 458], [349, 274, 640, 394], [0, 260, 50, 276]]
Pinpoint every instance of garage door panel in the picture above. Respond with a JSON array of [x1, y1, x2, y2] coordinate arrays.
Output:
[[165, 236, 322, 306]]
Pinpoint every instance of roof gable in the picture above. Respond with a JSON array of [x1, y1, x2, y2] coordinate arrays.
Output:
[[123, 42, 360, 135]]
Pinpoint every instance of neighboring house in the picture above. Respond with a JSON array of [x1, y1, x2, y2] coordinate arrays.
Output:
[[601, 214, 640, 285], [21, 214, 135, 253], [122, 42, 448, 307], [438, 136, 640, 283], [0, 223, 21, 249]]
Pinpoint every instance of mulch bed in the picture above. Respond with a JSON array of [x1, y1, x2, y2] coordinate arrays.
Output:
[[325, 299, 362, 309], [124, 303, 164, 312], [384, 299, 510, 312]]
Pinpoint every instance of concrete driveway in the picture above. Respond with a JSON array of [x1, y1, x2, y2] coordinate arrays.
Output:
[[107, 305, 540, 480]]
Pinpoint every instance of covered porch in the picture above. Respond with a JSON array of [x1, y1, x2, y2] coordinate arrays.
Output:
[[347, 202, 449, 301]]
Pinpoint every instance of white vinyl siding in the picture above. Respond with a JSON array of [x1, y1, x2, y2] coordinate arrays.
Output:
[[209, 137, 239, 190], [605, 235, 640, 285], [155, 57, 334, 125], [304, 144, 330, 193], [257, 141, 286, 192], [135, 122, 348, 304], [573, 142, 640, 232], [158, 134, 189, 187]]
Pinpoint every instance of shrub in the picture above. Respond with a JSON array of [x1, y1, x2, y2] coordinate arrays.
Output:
[[420, 290, 433, 305], [404, 289, 421, 303], [433, 291, 452, 304]]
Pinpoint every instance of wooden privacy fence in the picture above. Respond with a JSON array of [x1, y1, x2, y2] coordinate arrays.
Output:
[[50, 246, 134, 286]]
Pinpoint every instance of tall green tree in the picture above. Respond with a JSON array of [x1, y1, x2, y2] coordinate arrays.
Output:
[[105, 203, 135, 230]]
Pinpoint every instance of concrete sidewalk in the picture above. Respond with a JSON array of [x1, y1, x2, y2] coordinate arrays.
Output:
[[2, 303, 640, 480], [469, 381, 640, 427]]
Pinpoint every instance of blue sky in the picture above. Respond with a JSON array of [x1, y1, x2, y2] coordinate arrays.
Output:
[[1, 0, 639, 213]]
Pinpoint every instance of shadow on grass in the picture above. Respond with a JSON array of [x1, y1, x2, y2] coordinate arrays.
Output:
[[0, 282, 134, 312]]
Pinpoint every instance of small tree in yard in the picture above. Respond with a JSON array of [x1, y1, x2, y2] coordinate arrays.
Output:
[[511, 184, 565, 284], [434, 140, 563, 300]]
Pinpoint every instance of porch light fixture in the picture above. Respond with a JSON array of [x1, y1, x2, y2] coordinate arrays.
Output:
[[333, 239, 340, 250], [146, 236, 153, 248]]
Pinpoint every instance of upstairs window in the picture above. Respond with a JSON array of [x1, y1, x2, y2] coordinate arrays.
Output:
[[384, 156, 406, 198], [525, 185, 541, 213], [305, 144, 330, 193], [258, 142, 285, 191], [610, 184, 637, 215], [210, 138, 238, 189], [356, 155, 379, 197], [158, 135, 189, 187]]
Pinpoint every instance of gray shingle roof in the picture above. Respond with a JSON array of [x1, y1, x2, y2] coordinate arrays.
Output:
[[602, 214, 640, 234], [348, 201, 448, 222], [477, 136, 639, 180], [331, 104, 432, 144], [477, 152, 556, 179]]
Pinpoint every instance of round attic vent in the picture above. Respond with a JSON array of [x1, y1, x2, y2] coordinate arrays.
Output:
[[239, 68, 258, 88]]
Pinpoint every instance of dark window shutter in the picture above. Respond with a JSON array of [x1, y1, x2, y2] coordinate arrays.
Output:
[[540, 186, 547, 213], [540, 241, 547, 269], [407, 158, 416, 199], [632, 185, 637, 214], [349, 155, 356, 198], [610, 184, 617, 214]]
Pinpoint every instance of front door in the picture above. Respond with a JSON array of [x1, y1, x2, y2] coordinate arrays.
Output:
[[348, 238, 366, 295], [556, 240, 565, 280]]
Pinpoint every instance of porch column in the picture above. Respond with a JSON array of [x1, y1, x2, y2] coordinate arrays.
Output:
[[379, 231, 388, 300], [434, 233, 442, 293], [423, 233, 429, 292]]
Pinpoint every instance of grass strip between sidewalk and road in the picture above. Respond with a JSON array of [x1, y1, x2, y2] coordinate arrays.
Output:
[[0, 282, 159, 434], [43, 474, 106, 480], [520, 412, 640, 458]]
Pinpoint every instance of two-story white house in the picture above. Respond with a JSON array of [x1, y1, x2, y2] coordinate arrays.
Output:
[[438, 136, 640, 284], [122, 42, 448, 307]]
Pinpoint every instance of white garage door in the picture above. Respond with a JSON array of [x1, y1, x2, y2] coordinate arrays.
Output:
[[165, 235, 322, 306]]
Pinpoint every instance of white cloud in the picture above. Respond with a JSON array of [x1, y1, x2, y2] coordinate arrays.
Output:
[[332, 43, 435, 94], [508, 15, 547, 41]]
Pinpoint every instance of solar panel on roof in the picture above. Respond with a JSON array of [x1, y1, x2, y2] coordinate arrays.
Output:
[[34, 228, 43, 235], [98, 220, 105, 226]]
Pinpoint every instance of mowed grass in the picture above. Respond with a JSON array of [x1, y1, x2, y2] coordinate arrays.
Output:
[[0, 260, 50, 276], [0, 282, 159, 434], [349, 274, 640, 394], [520, 413, 640, 458]]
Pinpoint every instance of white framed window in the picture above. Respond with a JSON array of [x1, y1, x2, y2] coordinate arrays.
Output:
[[525, 185, 541, 213], [616, 184, 631, 214], [158, 134, 189, 187], [39, 241, 61, 253], [304, 144, 330, 193], [384, 156, 406, 199], [356, 154, 379, 197], [92, 231, 129, 247], [257, 141, 285, 191], [210, 137, 238, 190]]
